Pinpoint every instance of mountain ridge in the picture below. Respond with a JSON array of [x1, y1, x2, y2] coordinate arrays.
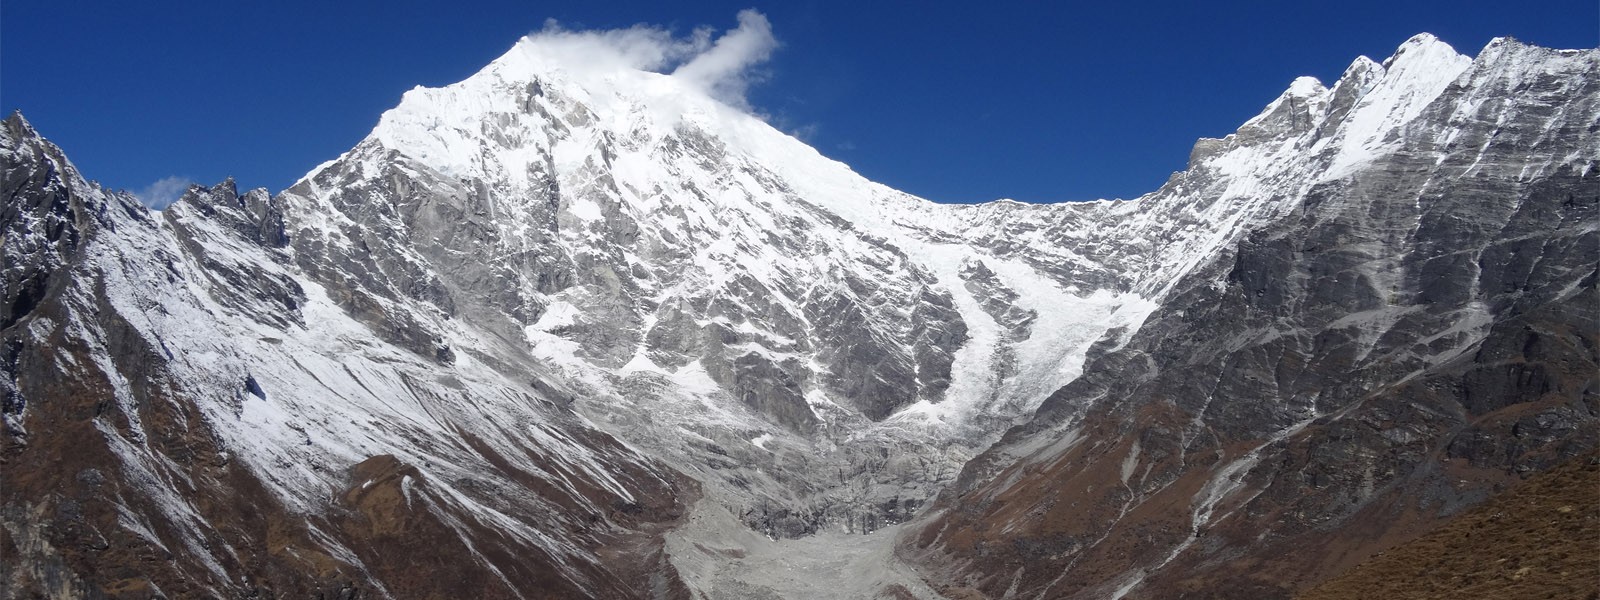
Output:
[[904, 33, 1598, 600]]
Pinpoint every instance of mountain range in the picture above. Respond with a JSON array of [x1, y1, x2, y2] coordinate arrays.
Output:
[[2, 29, 1595, 600]]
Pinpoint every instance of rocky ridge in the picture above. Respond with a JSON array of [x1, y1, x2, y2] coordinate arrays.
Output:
[[1, 114, 696, 598], [904, 35, 1599, 599]]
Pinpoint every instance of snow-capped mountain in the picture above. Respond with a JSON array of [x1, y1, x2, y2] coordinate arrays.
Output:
[[264, 28, 1218, 543], [907, 35, 1599, 599], [2, 23, 1595, 600]]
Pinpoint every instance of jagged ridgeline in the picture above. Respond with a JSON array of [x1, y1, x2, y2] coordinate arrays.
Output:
[[2, 27, 1596, 600]]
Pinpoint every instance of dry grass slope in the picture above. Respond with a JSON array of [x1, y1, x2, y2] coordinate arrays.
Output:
[[1299, 455, 1600, 600]]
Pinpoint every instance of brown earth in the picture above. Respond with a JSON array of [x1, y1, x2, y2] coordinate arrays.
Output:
[[1298, 455, 1600, 600]]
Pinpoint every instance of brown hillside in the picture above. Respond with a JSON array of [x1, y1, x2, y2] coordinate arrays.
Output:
[[1299, 456, 1600, 600]]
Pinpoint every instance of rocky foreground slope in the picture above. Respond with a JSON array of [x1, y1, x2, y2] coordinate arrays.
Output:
[[2, 23, 1596, 600]]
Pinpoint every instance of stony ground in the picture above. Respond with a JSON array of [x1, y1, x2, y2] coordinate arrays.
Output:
[[666, 500, 942, 599]]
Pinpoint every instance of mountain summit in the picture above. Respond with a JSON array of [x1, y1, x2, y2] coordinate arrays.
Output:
[[3, 25, 1596, 599]]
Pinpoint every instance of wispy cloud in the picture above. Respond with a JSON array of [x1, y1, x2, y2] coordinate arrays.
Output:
[[670, 10, 777, 109], [526, 19, 705, 74], [529, 10, 778, 109], [787, 123, 820, 142], [134, 176, 193, 209]]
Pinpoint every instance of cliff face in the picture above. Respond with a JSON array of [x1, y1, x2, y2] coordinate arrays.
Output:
[[904, 37, 1599, 600]]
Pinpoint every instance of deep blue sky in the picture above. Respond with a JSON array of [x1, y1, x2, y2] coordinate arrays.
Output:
[[3, 1, 1595, 205]]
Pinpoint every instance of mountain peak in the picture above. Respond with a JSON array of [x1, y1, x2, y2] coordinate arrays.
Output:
[[1320, 33, 1472, 175], [1286, 76, 1327, 96], [1396, 31, 1446, 50], [2, 111, 49, 157], [4, 110, 35, 135], [357, 12, 792, 195], [473, 9, 776, 108], [1338, 55, 1386, 82], [1382, 31, 1466, 71]]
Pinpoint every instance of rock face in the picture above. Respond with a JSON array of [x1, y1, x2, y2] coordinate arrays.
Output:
[[0, 115, 695, 598], [904, 36, 1599, 599], [1, 28, 1595, 600]]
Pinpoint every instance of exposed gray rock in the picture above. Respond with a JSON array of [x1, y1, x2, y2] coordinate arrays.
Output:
[[909, 36, 1599, 600]]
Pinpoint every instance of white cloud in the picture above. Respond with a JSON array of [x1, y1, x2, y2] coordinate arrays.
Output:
[[670, 10, 778, 108], [134, 176, 193, 209], [526, 19, 703, 73], [528, 10, 778, 109], [787, 123, 820, 141]]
